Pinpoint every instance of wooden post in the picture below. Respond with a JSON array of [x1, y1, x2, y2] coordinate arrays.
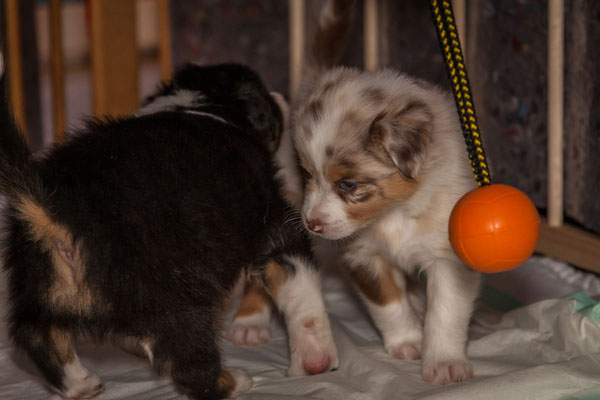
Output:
[[289, 0, 304, 101], [158, 0, 172, 82], [5, 0, 27, 134], [548, 0, 564, 227], [89, 0, 139, 117], [363, 0, 378, 71], [49, 0, 65, 142], [453, 0, 467, 59]]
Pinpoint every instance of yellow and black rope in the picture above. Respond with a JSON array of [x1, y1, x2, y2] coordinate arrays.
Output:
[[430, 0, 491, 186]]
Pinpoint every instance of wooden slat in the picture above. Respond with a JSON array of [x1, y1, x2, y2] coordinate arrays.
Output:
[[89, 0, 138, 117], [363, 0, 378, 71], [453, 0, 467, 58], [289, 0, 304, 100], [536, 220, 600, 273], [5, 0, 27, 134], [547, 0, 564, 227], [157, 0, 172, 82], [49, 0, 65, 142]]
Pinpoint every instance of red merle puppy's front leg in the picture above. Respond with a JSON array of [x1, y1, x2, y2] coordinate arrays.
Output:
[[259, 254, 338, 376]]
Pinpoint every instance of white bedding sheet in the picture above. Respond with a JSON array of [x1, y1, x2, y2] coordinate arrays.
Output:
[[1, 256, 600, 400]]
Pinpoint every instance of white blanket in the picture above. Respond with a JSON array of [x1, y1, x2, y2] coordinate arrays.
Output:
[[1, 257, 600, 400]]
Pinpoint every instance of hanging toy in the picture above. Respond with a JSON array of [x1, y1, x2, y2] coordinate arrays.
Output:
[[430, 0, 540, 273]]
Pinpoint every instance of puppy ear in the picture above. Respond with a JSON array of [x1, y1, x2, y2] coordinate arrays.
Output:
[[369, 101, 432, 179], [237, 85, 284, 152], [270, 92, 289, 129]]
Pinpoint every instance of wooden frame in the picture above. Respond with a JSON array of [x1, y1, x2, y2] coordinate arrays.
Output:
[[363, 0, 379, 71], [49, 0, 65, 141], [4, 0, 27, 134], [547, 0, 564, 227], [158, 0, 172, 82], [537, 221, 600, 273], [89, 0, 139, 117], [288, 0, 304, 100], [2, 0, 598, 271]]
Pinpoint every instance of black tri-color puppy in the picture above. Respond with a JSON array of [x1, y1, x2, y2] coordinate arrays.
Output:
[[0, 56, 337, 400]]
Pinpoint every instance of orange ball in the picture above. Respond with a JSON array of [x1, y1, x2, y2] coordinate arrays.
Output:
[[449, 184, 540, 273]]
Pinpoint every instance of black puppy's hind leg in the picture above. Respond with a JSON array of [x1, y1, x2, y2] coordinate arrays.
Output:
[[150, 315, 252, 399], [12, 322, 103, 399]]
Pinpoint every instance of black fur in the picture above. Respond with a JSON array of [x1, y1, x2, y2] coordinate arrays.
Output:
[[0, 63, 311, 399]]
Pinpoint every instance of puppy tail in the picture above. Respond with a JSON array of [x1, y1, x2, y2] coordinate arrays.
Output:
[[0, 51, 44, 205], [308, 0, 355, 73], [0, 52, 79, 267]]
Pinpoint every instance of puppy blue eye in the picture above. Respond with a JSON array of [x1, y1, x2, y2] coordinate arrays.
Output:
[[339, 180, 356, 191]]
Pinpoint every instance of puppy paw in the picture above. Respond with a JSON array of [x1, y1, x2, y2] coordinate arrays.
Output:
[[287, 318, 339, 376], [226, 368, 253, 398], [387, 342, 421, 360], [422, 359, 473, 385], [227, 312, 270, 346], [63, 371, 104, 399]]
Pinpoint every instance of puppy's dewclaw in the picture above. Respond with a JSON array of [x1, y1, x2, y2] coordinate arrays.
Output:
[[228, 280, 272, 346]]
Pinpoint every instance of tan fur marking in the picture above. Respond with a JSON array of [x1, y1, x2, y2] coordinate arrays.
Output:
[[17, 198, 71, 253], [347, 264, 403, 306], [379, 172, 419, 200], [326, 164, 348, 183], [345, 173, 418, 224], [235, 280, 272, 318], [16, 197, 95, 315], [49, 326, 74, 364], [263, 261, 288, 298], [217, 369, 236, 395]]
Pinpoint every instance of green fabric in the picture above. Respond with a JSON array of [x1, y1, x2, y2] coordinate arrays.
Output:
[[564, 291, 600, 323], [563, 384, 600, 400], [480, 287, 600, 323]]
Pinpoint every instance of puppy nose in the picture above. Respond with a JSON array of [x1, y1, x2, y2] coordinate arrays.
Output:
[[307, 218, 324, 233]]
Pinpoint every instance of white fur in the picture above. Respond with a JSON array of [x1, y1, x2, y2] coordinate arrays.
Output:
[[138, 89, 204, 115], [138, 89, 232, 125], [184, 110, 229, 125], [303, 188, 352, 239], [227, 306, 271, 346], [226, 368, 253, 398], [272, 256, 338, 376], [139, 338, 154, 364], [59, 354, 103, 399]]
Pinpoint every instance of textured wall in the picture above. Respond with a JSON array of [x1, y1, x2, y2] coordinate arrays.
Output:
[[170, 1, 289, 94], [563, 1, 600, 234], [469, 0, 600, 234], [171, 0, 600, 235]]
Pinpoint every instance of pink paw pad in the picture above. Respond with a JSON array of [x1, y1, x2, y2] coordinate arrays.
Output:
[[391, 343, 421, 360], [303, 353, 331, 375]]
